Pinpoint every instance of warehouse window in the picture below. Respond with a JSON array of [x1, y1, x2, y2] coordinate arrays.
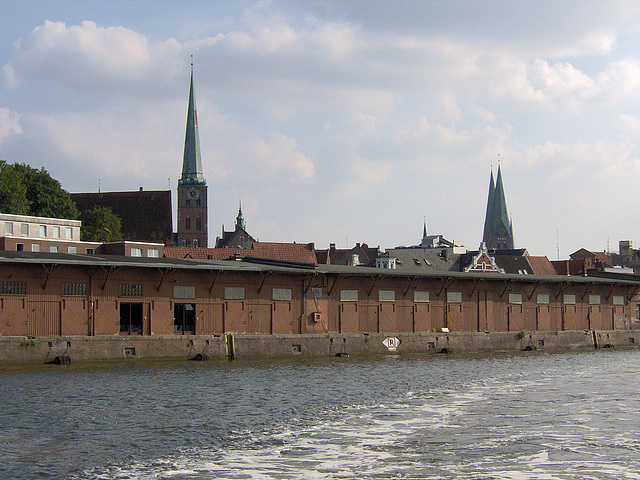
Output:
[[447, 291, 462, 303], [273, 288, 292, 301], [0, 281, 26, 295], [63, 283, 86, 296], [414, 291, 430, 303], [589, 295, 601, 305], [563, 294, 576, 305], [120, 284, 142, 297], [509, 293, 523, 304], [537, 293, 550, 304], [379, 290, 395, 302], [224, 287, 245, 300], [340, 290, 358, 302]]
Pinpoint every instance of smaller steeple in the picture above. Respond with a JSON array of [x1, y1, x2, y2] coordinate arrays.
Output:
[[422, 217, 428, 241], [235, 199, 246, 230]]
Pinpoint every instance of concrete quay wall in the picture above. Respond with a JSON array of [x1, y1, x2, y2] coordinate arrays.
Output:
[[1, 330, 638, 364]]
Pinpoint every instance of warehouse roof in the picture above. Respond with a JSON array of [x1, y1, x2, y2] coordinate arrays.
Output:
[[1, 251, 639, 288]]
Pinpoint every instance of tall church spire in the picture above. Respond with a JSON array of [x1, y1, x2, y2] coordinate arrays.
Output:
[[176, 62, 208, 247], [482, 169, 495, 242], [482, 165, 514, 250], [178, 63, 205, 186]]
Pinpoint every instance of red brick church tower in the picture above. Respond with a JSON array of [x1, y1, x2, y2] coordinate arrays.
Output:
[[176, 64, 208, 247]]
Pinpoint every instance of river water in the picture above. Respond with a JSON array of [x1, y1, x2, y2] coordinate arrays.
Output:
[[2, 349, 640, 479]]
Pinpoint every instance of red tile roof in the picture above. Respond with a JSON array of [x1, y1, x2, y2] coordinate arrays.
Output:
[[527, 256, 558, 275], [165, 242, 317, 264]]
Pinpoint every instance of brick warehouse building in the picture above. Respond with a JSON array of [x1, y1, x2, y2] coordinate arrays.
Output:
[[0, 251, 638, 339]]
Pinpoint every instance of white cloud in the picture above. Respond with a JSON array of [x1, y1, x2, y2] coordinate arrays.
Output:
[[7, 21, 150, 89], [528, 59, 594, 108], [246, 131, 315, 183], [0, 108, 21, 147]]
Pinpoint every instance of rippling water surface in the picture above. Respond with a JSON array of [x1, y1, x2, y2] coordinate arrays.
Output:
[[2, 349, 640, 479]]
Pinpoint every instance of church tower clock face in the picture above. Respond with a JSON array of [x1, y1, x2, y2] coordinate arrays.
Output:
[[186, 187, 200, 201]]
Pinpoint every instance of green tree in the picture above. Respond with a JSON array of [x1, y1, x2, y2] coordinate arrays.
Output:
[[11, 163, 79, 219], [0, 160, 29, 215], [80, 206, 122, 242]]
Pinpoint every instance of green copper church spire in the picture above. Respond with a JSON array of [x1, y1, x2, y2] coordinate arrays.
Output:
[[482, 169, 495, 241], [178, 63, 206, 186], [482, 165, 514, 250]]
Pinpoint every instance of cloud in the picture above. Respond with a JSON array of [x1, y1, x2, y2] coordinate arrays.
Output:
[[5, 20, 184, 98], [0, 108, 22, 147], [1, 101, 185, 192], [7, 21, 150, 89], [245, 131, 315, 183], [5, 2, 640, 257]]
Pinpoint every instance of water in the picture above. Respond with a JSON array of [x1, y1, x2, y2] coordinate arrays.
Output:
[[2, 349, 640, 479]]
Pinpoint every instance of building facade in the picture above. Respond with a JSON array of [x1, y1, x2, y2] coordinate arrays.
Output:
[[71, 188, 173, 245], [0, 251, 637, 338], [0, 213, 94, 254]]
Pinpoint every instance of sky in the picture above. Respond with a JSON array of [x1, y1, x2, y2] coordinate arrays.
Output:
[[2, 1, 640, 259]]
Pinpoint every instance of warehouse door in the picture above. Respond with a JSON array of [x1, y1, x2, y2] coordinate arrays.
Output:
[[28, 301, 61, 336], [120, 303, 143, 335], [174, 303, 196, 335]]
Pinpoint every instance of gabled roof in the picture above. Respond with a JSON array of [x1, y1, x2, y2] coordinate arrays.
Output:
[[215, 226, 255, 249], [570, 248, 596, 260], [527, 256, 558, 275], [569, 249, 613, 267], [380, 249, 462, 272], [316, 243, 379, 266], [493, 255, 532, 274], [165, 241, 317, 263], [489, 248, 528, 256]]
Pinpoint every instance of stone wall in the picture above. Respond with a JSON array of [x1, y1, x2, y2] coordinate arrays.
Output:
[[1, 330, 637, 364]]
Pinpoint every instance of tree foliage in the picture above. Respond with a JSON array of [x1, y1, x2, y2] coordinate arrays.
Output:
[[0, 161, 29, 215], [80, 206, 123, 242], [0, 161, 79, 219]]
